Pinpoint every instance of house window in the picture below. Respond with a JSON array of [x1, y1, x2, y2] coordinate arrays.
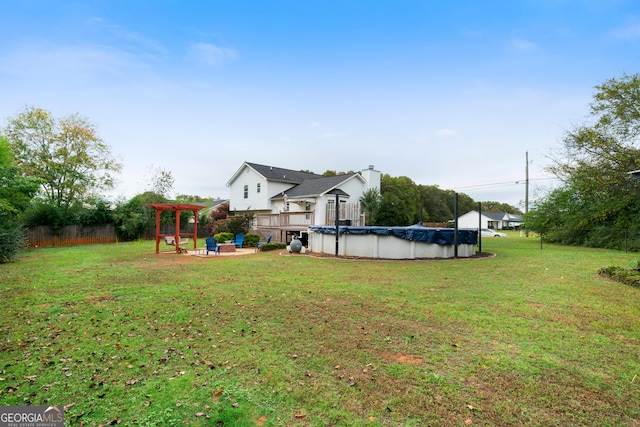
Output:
[[305, 203, 311, 211], [257, 183, 261, 193], [243, 185, 248, 199]]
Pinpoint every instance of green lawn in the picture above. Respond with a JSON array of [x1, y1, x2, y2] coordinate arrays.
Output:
[[1, 237, 639, 426]]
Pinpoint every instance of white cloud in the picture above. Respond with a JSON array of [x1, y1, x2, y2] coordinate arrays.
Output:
[[186, 43, 237, 66], [90, 17, 168, 56], [0, 43, 147, 80], [510, 38, 539, 52]]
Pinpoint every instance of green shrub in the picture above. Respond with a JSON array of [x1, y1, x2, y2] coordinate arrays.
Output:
[[215, 212, 254, 235], [0, 223, 26, 263], [258, 242, 286, 252], [214, 232, 234, 243], [598, 266, 640, 288], [244, 233, 259, 248]]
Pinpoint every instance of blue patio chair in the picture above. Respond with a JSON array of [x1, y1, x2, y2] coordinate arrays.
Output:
[[205, 237, 220, 255], [231, 233, 244, 248], [255, 235, 272, 252]]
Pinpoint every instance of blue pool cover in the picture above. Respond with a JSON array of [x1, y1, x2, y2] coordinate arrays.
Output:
[[309, 224, 478, 245]]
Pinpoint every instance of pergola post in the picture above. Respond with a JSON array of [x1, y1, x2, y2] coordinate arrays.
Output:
[[175, 209, 181, 253], [155, 209, 162, 254]]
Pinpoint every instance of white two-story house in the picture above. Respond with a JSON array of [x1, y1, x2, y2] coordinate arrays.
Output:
[[226, 162, 381, 243]]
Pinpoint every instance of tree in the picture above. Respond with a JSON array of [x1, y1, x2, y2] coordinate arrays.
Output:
[[208, 201, 230, 234], [4, 106, 122, 208], [439, 190, 476, 221], [359, 188, 381, 225], [175, 194, 215, 204], [376, 175, 419, 226], [146, 165, 175, 198], [113, 192, 169, 241], [481, 201, 522, 214], [0, 136, 40, 262], [526, 73, 640, 248], [417, 185, 452, 222]]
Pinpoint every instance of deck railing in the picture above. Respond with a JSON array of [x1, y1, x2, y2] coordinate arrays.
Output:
[[256, 211, 315, 228]]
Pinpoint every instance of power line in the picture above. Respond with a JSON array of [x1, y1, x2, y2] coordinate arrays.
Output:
[[452, 177, 557, 191]]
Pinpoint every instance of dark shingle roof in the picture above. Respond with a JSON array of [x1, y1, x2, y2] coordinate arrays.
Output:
[[246, 162, 322, 184], [483, 211, 507, 220], [482, 211, 523, 222], [271, 174, 358, 199]]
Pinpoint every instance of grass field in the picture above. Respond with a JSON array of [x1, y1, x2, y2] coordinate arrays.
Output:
[[1, 235, 639, 426]]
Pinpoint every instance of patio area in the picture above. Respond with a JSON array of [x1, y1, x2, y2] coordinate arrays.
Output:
[[185, 247, 257, 257]]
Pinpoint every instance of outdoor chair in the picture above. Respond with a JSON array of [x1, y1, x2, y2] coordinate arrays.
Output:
[[256, 235, 272, 252], [231, 233, 244, 248], [205, 237, 220, 255]]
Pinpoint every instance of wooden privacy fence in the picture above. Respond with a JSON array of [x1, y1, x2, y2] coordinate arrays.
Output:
[[325, 202, 364, 226], [26, 224, 118, 247], [25, 224, 212, 247]]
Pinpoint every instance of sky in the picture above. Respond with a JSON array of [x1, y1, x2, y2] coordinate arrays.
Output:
[[2, 0, 640, 209]]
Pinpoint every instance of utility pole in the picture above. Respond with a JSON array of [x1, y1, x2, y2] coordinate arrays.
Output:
[[525, 151, 529, 237]]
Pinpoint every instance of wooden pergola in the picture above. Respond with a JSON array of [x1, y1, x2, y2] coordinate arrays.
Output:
[[147, 203, 205, 254]]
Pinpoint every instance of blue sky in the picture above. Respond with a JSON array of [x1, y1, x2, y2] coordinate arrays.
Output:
[[2, 1, 640, 208]]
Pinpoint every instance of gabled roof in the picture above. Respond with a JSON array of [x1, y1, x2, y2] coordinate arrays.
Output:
[[226, 161, 322, 187], [483, 211, 509, 221], [462, 210, 523, 222], [271, 173, 361, 199]]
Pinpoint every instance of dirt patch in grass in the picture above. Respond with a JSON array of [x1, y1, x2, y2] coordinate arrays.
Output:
[[86, 294, 114, 304], [387, 352, 423, 365]]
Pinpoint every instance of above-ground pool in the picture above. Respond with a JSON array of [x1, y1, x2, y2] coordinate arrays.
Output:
[[308, 224, 478, 259]]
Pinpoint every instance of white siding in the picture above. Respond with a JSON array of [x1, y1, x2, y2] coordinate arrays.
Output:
[[457, 211, 488, 229], [228, 167, 270, 211]]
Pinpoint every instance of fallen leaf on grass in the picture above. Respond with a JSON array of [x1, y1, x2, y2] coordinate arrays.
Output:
[[97, 418, 120, 427], [294, 413, 306, 419], [195, 412, 205, 417], [465, 419, 473, 425]]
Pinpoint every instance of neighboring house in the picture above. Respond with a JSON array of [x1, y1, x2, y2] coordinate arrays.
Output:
[[457, 210, 523, 230], [226, 162, 380, 243]]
